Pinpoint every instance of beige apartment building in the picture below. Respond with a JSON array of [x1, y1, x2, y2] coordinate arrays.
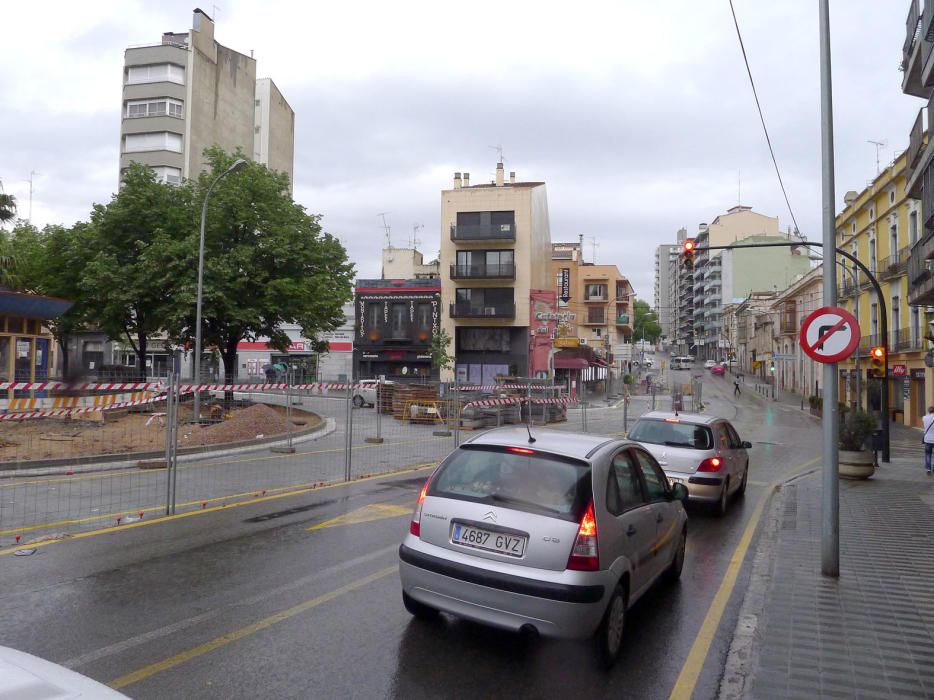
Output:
[[551, 239, 634, 378], [119, 9, 294, 188], [440, 163, 553, 383]]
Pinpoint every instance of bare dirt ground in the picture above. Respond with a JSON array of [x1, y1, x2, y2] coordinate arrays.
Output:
[[0, 402, 322, 463]]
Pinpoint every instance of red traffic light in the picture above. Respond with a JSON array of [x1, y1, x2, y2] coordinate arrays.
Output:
[[683, 239, 695, 252], [870, 346, 885, 360]]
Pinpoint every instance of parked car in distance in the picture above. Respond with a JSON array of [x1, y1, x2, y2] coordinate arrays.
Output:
[[398, 426, 689, 667], [353, 378, 393, 407], [703, 360, 717, 369], [626, 411, 751, 516], [710, 364, 726, 376]]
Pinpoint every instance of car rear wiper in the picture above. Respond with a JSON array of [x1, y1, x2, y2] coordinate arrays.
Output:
[[489, 494, 563, 514], [663, 441, 694, 447]]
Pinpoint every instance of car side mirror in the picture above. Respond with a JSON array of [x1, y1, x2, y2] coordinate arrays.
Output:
[[741, 441, 752, 449], [670, 482, 689, 503]]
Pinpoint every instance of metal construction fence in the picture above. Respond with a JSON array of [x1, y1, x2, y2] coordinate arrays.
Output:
[[0, 376, 666, 544]]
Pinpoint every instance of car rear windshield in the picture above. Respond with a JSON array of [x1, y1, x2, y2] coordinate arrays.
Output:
[[628, 419, 714, 450], [428, 445, 592, 522]]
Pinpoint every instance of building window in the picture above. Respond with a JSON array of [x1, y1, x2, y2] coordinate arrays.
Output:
[[126, 63, 185, 85], [416, 303, 432, 331], [890, 191, 895, 204], [911, 307, 921, 347], [585, 284, 607, 300], [125, 98, 183, 119], [869, 207, 874, 220], [124, 131, 183, 153], [868, 237, 876, 272], [890, 224, 898, 256], [390, 303, 407, 339], [870, 303, 878, 338], [366, 302, 381, 328], [592, 328, 602, 338], [151, 166, 181, 185], [891, 296, 901, 341], [910, 210, 919, 246]]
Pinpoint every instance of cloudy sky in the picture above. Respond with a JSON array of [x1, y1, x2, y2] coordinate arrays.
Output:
[[0, 1, 919, 304]]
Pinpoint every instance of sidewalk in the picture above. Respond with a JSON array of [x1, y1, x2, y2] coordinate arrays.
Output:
[[720, 454, 934, 698]]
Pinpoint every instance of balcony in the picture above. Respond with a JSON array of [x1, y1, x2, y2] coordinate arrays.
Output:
[[780, 309, 797, 335], [908, 231, 934, 306], [616, 314, 631, 326], [893, 327, 923, 351], [879, 247, 911, 280], [584, 294, 607, 302], [449, 302, 515, 319], [858, 334, 883, 350], [449, 263, 516, 280], [903, 0, 928, 97], [582, 312, 606, 326], [449, 223, 515, 243], [838, 280, 859, 298]]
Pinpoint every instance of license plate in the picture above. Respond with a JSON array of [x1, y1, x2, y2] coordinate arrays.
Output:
[[452, 523, 527, 557]]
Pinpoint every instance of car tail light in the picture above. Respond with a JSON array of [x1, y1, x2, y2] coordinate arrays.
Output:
[[409, 477, 431, 537], [507, 447, 535, 455], [697, 457, 722, 472], [567, 500, 599, 571]]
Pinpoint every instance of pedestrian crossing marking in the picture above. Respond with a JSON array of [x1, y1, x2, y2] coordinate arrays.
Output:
[[307, 503, 412, 531]]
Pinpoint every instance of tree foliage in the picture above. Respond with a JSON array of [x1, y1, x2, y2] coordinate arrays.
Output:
[[429, 328, 454, 373], [632, 299, 662, 343], [0, 191, 16, 226], [163, 147, 355, 381]]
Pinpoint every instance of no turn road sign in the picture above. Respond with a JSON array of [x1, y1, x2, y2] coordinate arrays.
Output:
[[799, 306, 861, 364]]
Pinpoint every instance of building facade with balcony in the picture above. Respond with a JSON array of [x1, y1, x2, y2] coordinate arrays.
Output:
[[769, 267, 823, 398], [655, 243, 678, 344], [439, 163, 553, 382], [836, 148, 926, 426], [550, 240, 634, 384], [120, 9, 294, 187]]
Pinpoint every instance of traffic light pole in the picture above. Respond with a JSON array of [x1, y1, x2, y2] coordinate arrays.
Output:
[[685, 241, 889, 463]]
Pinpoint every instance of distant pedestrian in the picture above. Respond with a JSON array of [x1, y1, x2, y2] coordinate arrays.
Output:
[[923, 407, 934, 475], [733, 379, 741, 397]]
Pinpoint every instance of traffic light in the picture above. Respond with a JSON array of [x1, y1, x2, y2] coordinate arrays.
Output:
[[682, 239, 696, 271], [769, 361, 775, 374], [869, 346, 886, 378]]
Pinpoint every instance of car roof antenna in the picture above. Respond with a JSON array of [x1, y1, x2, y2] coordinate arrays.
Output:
[[526, 421, 536, 444]]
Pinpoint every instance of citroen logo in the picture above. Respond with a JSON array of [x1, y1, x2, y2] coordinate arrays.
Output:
[[483, 511, 497, 522]]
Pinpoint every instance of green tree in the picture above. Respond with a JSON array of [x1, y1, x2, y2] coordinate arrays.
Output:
[[631, 299, 662, 343], [10, 222, 92, 377], [81, 163, 193, 380], [0, 191, 16, 227], [165, 147, 354, 385], [429, 328, 454, 375]]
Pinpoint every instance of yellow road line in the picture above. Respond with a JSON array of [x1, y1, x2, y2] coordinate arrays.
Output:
[[307, 503, 412, 531], [108, 565, 398, 690], [668, 456, 820, 700], [0, 463, 436, 556]]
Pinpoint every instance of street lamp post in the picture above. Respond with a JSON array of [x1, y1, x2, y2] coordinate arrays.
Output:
[[193, 159, 247, 421]]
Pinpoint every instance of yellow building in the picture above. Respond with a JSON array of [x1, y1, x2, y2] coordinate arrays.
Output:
[[835, 149, 926, 426]]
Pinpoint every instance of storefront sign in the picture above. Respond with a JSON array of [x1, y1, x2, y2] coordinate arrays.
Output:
[[903, 377, 911, 400], [535, 311, 576, 322], [554, 338, 580, 348], [911, 368, 926, 380], [891, 364, 907, 377], [559, 268, 570, 303]]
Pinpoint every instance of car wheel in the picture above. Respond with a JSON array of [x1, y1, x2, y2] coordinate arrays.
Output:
[[738, 465, 748, 497], [352, 395, 365, 408], [667, 527, 687, 582], [402, 591, 438, 620], [595, 583, 627, 668], [715, 478, 729, 516]]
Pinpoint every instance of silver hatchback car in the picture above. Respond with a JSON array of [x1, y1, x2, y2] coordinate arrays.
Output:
[[626, 412, 751, 515], [398, 427, 689, 666]]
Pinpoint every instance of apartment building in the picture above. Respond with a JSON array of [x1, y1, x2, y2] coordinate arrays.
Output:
[[655, 243, 678, 343], [382, 247, 440, 280], [901, 0, 934, 412], [770, 267, 823, 398], [551, 239, 634, 383], [439, 163, 552, 383], [836, 149, 926, 426], [119, 9, 294, 188]]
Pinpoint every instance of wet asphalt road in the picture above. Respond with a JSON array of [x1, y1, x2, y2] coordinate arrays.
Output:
[[0, 368, 822, 699]]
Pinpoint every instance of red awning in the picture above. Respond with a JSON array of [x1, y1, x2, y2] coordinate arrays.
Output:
[[554, 357, 589, 370]]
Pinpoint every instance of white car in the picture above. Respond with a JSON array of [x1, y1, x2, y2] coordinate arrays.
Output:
[[0, 646, 129, 699], [353, 379, 393, 408], [703, 360, 717, 369]]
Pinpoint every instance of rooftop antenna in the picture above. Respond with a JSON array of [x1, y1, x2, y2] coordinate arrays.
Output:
[[868, 139, 886, 174], [737, 170, 741, 206], [411, 223, 423, 250], [377, 212, 392, 249], [590, 236, 599, 264], [25, 171, 38, 223], [488, 144, 505, 163]]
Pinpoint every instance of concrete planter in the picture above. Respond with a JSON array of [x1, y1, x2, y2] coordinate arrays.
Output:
[[838, 449, 875, 479]]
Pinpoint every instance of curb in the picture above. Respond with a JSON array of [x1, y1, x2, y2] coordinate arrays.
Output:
[[717, 466, 820, 699], [0, 418, 337, 479]]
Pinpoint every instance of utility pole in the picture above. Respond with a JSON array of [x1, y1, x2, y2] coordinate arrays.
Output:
[[819, 0, 839, 578]]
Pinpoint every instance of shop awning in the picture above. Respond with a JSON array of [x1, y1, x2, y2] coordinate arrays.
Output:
[[554, 357, 589, 370]]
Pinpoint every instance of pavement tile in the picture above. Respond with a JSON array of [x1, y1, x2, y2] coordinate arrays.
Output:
[[721, 435, 934, 700]]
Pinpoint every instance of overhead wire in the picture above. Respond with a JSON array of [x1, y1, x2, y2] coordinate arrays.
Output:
[[728, 0, 803, 239]]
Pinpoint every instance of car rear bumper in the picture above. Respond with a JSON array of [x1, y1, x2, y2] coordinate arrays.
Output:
[[666, 471, 724, 502], [398, 542, 609, 639]]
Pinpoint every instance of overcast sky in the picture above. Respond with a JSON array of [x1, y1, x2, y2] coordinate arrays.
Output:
[[0, 1, 919, 304]]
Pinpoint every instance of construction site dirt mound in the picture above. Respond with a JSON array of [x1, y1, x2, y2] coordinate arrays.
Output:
[[181, 403, 305, 446]]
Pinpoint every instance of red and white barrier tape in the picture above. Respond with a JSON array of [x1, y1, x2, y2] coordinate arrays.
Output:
[[0, 381, 166, 391], [0, 394, 167, 421], [464, 397, 576, 409], [454, 384, 554, 392]]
